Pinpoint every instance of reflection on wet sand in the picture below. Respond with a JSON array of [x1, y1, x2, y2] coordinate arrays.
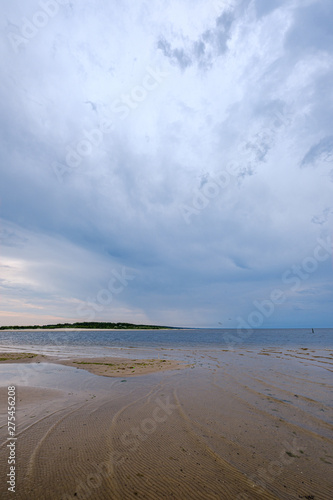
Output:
[[0, 347, 332, 499]]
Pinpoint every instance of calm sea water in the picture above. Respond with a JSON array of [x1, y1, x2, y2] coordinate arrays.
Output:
[[0, 328, 332, 351]]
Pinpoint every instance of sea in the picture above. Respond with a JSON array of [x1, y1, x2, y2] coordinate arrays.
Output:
[[0, 327, 332, 400], [0, 328, 332, 358]]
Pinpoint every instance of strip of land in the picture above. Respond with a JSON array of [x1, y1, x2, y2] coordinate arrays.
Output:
[[0, 321, 176, 330]]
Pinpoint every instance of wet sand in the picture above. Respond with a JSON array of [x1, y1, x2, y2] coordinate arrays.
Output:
[[0, 352, 187, 377], [0, 347, 332, 499]]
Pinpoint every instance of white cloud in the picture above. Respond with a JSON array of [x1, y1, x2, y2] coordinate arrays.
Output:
[[0, 0, 332, 327]]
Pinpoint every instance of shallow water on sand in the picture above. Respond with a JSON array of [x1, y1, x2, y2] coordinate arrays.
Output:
[[0, 341, 332, 499]]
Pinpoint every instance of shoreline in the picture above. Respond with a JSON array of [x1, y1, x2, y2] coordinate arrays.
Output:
[[0, 327, 193, 332], [0, 328, 173, 332]]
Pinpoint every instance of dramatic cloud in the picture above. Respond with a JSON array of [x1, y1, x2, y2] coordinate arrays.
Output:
[[0, 0, 332, 327]]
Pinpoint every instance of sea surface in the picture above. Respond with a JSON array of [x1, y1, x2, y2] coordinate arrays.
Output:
[[0, 328, 332, 357]]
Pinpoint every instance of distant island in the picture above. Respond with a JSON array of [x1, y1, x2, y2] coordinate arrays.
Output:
[[0, 322, 175, 330]]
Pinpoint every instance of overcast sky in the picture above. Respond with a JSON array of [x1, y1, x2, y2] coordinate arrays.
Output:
[[1, 0, 332, 328]]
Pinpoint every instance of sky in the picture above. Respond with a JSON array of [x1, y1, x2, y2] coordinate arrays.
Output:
[[0, 0, 332, 328]]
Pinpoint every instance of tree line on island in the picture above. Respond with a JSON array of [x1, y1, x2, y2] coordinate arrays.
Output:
[[0, 322, 175, 330]]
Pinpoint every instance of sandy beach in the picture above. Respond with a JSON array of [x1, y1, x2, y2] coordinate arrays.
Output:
[[0, 352, 188, 377], [0, 347, 332, 499]]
